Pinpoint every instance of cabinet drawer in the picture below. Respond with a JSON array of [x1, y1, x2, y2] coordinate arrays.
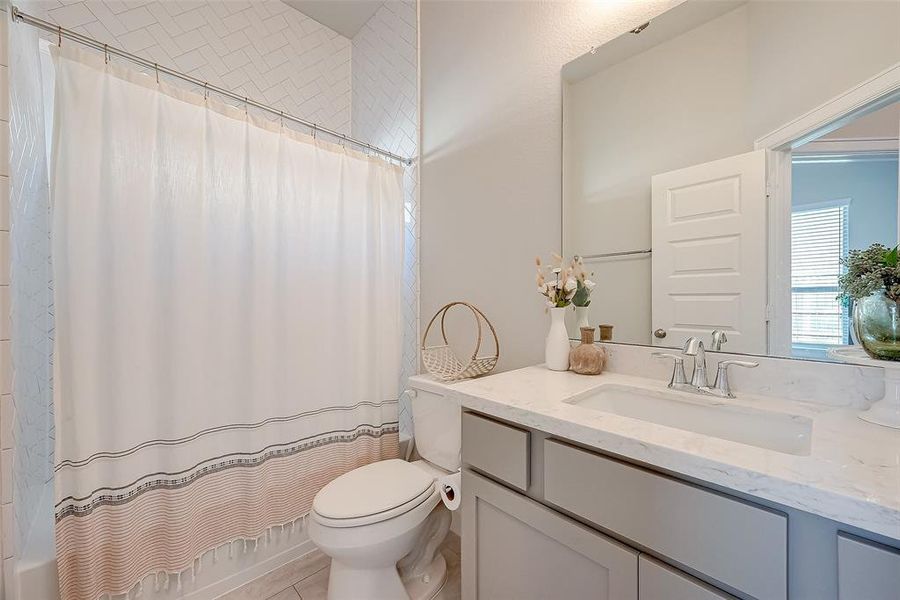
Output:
[[639, 555, 736, 600], [838, 533, 900, 600], [543, 439, 786, 600], [462, 412, 530, 491]]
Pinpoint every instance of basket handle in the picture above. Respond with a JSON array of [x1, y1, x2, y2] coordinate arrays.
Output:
[[422, 302, 499, 365]]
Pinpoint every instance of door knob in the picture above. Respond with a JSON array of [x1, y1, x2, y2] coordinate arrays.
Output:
[[654, 328, 667, 339]]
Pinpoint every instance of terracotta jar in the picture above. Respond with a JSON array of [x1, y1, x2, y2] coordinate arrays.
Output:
[[569, 327, 607, 375]]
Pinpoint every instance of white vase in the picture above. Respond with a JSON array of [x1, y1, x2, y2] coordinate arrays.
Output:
[[545, 307, 571, 371], [574, 305, 590, 331]]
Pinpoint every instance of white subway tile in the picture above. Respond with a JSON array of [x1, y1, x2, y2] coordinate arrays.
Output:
[[0, 394, 13, 450], [0, 15, 7, 68], [0, 66, 7, 122], [117, 5, 156, 32], [3, 555, 17, 600], [0, 176, 8, 232], [0, 286, 7, 340], [47, 3, 97, 29], [0, 449, 11, 504], [0, 341, 10, 396], [0, 124, 8, 178], [0, 232, 8, 285], [118, 28, 157, 53]]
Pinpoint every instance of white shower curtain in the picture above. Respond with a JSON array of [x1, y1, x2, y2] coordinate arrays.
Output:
[[50, 46, 403, 600]]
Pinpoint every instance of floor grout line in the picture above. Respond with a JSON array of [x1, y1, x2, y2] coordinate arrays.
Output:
[[291, 561, 328, 587]]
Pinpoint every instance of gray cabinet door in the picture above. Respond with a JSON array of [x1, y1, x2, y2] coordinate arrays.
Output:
[[838, 533, 900, 600], [461, 469, 638, 600], [639, 555, 736, 600]]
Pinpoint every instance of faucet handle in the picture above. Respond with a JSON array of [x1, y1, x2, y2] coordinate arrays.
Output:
[[717, 359, 759, 369], [652, 352, 687, 388], [713, 360, 759, 398]]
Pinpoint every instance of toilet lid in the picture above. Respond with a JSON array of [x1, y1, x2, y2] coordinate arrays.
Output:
[[313, 459, 435, 520]]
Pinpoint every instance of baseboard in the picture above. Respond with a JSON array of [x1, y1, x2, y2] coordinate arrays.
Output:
[[184, 535, 318, 600]]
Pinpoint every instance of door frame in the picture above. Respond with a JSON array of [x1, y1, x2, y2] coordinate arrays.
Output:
[[754, 62, 900, 356]]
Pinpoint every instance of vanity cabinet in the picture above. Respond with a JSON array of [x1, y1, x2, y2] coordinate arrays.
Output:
[[461, 469, 638, 600], [639, 555, 736, 600], [837, 534, 900, 600], [460, 410, 900, 600]]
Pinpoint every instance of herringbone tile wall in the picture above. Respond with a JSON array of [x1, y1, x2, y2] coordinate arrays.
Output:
[[22, 0, 352, 133], [7, 14, 53, 568], [351, 0, 419, 438]]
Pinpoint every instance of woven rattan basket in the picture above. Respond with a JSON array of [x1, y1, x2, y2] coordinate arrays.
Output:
[[421, 302, 499, 381]]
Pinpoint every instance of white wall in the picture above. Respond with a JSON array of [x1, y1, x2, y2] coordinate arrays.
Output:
[[793, 157, 899, 252], [420, 0, 677, 371]]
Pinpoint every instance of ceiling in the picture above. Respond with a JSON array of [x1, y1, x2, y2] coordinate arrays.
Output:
[[282, 0, 385, 38]]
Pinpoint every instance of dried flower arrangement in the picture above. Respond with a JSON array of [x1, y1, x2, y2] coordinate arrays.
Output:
[[839, 243, 900, 302], [535, 254, 596, 308]]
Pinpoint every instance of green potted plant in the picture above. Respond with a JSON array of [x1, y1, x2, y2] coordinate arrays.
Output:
[[839, 243, 900, 360]]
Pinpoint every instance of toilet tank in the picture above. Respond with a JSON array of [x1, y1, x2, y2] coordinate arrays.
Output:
[[408, 375, 461, 472]]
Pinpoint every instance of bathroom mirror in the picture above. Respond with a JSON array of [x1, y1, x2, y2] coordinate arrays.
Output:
[[562, 0, 900, 361]]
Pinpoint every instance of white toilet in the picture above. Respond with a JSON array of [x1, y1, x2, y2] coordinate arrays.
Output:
[[308, 377, 460, 600]]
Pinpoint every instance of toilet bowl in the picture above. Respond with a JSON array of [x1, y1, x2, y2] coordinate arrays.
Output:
[[308, 377, 461, 600], [308, 459, 452, 600]]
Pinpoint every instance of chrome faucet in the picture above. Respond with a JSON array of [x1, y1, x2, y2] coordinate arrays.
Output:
[[681, 337, 709, 388], [654, 336, 759, 398], [711, 329, 727, 351]]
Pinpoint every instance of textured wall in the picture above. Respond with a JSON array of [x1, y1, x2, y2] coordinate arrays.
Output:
[[0, 10, 10, 600], [420, 0, 677, 371], [351, 0, 418, 437], [8, 15, 52, 563], [24, 0, 352, 133]]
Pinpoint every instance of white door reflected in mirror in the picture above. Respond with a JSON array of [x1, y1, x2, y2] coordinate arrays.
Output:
[[650, 149, 768, 355]]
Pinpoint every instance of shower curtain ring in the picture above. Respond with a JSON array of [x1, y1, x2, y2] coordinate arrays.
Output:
[[154, 63, 160, 84], [57, 25, 62, 47], [103, 44, 109, 64], [203, 82, 209, 100], [279, 110, 284, 129], [244, 97, 249, 116]]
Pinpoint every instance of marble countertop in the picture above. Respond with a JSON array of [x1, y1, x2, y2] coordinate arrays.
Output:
[[448, 366, 900, 541]]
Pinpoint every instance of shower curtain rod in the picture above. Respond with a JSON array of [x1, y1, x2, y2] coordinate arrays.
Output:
[[11, 6, 414, 166]]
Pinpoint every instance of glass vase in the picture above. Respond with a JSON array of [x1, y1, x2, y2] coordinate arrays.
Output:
[[853, 292, 900, 361]]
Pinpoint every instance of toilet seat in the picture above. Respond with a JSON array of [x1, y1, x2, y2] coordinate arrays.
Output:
[[312, 459, 436, 528]]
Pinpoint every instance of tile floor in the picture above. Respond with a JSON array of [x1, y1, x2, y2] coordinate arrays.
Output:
[[219, 532, 461, 600]]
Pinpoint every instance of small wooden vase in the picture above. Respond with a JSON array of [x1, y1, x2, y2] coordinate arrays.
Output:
[[569, 327, 607, 375]]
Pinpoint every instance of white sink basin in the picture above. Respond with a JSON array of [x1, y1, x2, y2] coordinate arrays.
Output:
[[566, 384, 812, 456]]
